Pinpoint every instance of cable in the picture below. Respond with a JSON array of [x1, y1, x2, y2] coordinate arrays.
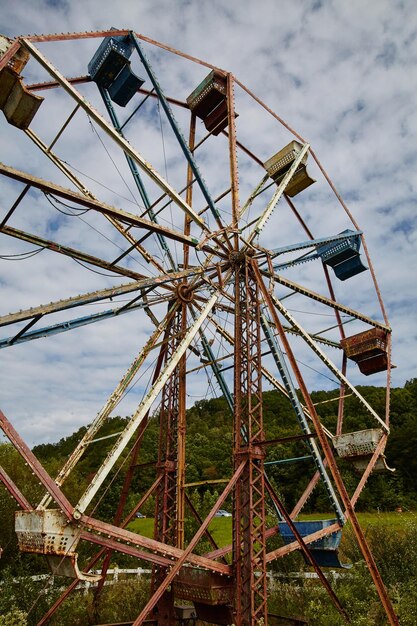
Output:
[[287, 307, 350, 318], [87, 115, 142, 209], [49, 193, 91, 213], [157, 98, 179, 268], [71, 257, 127, 278], [62, 159, 146, 209], [295, 358, 339, 386], [0, 248, 44, 260], [83, 115, 172, 275], [44, 191, 155, 276]]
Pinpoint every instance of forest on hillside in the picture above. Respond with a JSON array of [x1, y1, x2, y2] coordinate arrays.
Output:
[[1, 379, 417, 574]]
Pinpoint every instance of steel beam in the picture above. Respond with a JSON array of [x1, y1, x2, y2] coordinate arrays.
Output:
[[1, 225, 145, 280], [233, 260, 268, 626], [253, 262, 399, 626], [246, 143, 310, 245], [21, 38, 208, 233], [81, 514, 231, 575], [0, 410, 73, 518], [38, 305, 179, 509], [0, 266, 203, 328], [0, 162, 201, 247], [73, 292, 219, 516], [0, 464, 31, 510], [269, 291, 388, 431], [0, 300, 158, 349]]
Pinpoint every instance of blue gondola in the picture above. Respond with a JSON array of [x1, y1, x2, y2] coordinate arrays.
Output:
[[278, 519, 350, 569], [88, 30, 144, 107], [316, 229, 367, 281]]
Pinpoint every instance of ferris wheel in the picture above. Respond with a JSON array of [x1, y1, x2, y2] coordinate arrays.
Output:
[[0, 29, 399, 626]]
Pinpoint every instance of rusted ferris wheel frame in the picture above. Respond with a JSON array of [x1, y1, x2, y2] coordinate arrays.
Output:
[[0, 30, 397, 626]]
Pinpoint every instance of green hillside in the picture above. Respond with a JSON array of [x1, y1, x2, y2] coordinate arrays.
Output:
[[1, 379, 416, 572]]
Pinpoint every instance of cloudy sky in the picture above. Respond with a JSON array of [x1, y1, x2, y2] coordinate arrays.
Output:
[[1, 0, 416, 446]]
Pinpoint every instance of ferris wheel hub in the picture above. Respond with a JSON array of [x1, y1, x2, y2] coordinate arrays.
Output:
[[175, 283, 195, 303]]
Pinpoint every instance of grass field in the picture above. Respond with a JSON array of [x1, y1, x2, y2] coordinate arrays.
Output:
[[128, 510, 417, 546], [127, 516, 233, 546]]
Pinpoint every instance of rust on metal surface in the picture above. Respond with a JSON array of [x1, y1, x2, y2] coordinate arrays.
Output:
[[0, 464, 31, 509], [264, 140, 315, 197], [253, 263, 399, 626], [0, 28, 399, 626], [341, 328, 389, 375], [0, 162, 201, 247], [187, 70, 230, 136], [174, 568, 233, 605], [0, 35, 27, 72], [15, 508, 102, 581], [0, 65, 43, 129], [1, 225, 145, 281]]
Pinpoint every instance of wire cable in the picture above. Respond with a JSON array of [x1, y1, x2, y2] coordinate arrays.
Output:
[[0, 248, 44, 260]]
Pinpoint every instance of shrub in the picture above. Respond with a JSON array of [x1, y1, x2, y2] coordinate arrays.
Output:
[[0, 608, 28, 626]]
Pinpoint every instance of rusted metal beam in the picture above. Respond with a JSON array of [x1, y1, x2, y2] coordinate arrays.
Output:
[[226, 73, 240, 249], [253, 262, 399, 626], [222, 129, 264, 167], [0, 162, 201, 247], [73, 293, 220, 516], [20, 38, 208, 233], [0, 464, 31, 509], [152, 310, 183, 623], [0, 296, 171, 349], [350, 435, 388, 508], [24, 30, 130, 43], [0, 267, 204, 328], [0, 410, 73, 518], [27, 80, 188, 110], [135, 32, 226, 74], [0, 38, 22, 71], [1, 225, 146, 280], [270, 271, 390, 331], [232, 260, 268, 626], [131, 461, 245, 625], [81, 531, 172, 568], [80, 514, 231, 575], [27, 76, 91, 91]]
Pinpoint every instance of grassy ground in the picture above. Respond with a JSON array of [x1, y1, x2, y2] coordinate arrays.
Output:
[[299, 510, 417, 531], [127, 516, 233, 547], [128, 511, 417, 546]]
